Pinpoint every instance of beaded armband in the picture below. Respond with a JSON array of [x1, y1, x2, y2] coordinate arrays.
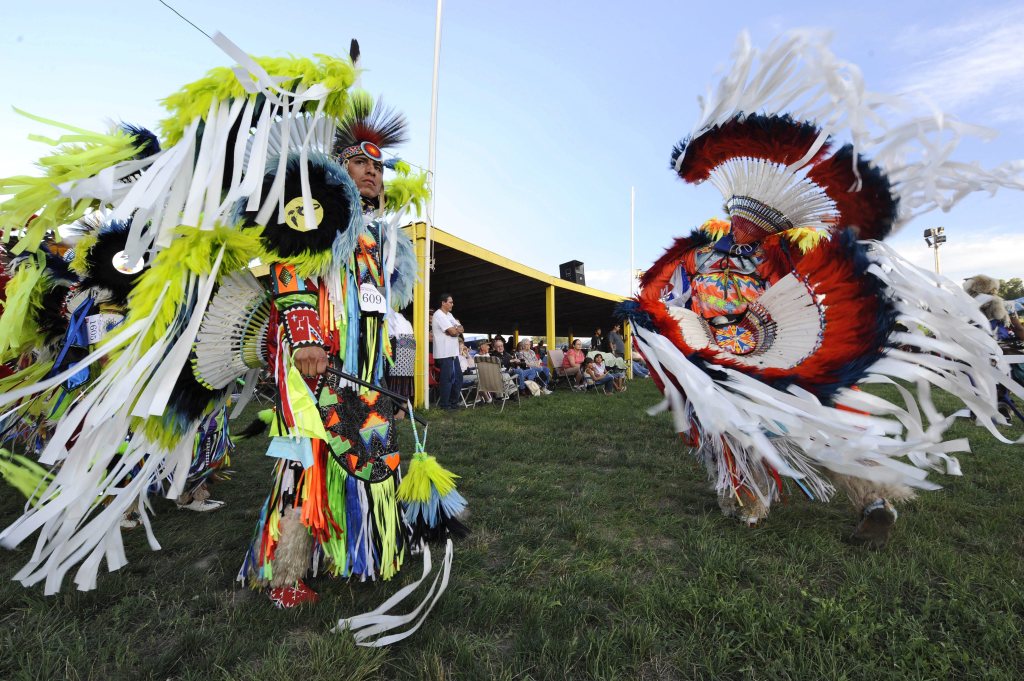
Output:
[[270, 264, 326, 351]]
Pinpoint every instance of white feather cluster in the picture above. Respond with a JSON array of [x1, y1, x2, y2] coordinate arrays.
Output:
[[707, 157, 836, 231], [693, 30, 1024, 231], [63, 34, 347, 265]]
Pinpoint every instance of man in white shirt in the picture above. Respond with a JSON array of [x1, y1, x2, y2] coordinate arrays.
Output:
[[431, 292, 464, 409]]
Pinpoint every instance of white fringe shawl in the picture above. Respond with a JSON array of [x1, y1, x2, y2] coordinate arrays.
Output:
[[58, 33, 344, 268], [0, 247, 231, 594]]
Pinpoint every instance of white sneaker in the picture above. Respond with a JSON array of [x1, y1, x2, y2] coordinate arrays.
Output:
[[541, 388, 553, 395], [177, 498, 226, 512]]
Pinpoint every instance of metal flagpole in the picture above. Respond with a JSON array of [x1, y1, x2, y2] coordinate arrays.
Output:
[[630, 187, 635, 296], [423, 0, 443, 410], [626, 186, 636, 379]]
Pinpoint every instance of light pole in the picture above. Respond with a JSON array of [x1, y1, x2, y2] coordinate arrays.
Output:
[[923, 227, 946, 274]]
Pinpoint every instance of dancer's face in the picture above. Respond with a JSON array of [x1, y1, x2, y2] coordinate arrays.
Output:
[[347, 156, 384, 199]]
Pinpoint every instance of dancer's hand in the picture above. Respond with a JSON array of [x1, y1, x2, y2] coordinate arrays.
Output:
[[294, 346, 328, 377]]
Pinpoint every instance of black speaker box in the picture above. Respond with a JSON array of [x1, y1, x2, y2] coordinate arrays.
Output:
[[559, 260, 585, 286]]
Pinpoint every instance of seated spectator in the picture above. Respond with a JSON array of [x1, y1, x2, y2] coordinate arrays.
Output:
[[458, 336, 478, 384], [458, 335, 476, 370], [561, 338, 586, 383], [632, 357, 651, 378], [964, 274, 1024, 418], [535, 340, 548, 364], [516, 339, 552, 394], [473, 341, 493, 403], [492, 338, 549, 395], [490, 338, 514, 369], [592, 353, 626, 392], [582, 357, 617, 394]]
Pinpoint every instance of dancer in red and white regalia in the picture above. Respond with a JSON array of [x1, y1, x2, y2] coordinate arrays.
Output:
[[621, 31, 1024, 546]]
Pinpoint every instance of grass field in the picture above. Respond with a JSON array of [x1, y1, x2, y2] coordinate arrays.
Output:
[[1, 380, 1022, 681]]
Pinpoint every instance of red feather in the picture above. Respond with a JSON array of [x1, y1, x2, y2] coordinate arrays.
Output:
[[806, 145, 899, 241], [674, 114, 828, 183]]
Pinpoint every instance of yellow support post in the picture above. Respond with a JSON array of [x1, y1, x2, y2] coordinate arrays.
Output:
[[545, 285, 556, 353], [624, 321, 633, 379], [413, 223, 428, 409]]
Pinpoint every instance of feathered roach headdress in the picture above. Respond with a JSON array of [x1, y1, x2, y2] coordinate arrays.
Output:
[[671, 31, 1024, 248], [333, 92, 409, 166], [673, 113, 899, 246]]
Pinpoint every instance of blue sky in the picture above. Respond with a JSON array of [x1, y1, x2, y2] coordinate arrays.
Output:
[[2, 1, 1022, 294]]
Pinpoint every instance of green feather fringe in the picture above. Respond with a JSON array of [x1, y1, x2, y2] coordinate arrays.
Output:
[[0, 110, 146, 256], [159, 54, 357, 146], [0, 253, 47, 361], [117, 226, 263, 449], [69, 231, 99, 277], [125, 225, 264, 352], [0, 449, 53, 506], [384, 170, 430, 216]]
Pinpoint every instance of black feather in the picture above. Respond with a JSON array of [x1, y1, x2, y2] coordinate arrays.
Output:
[[349, 39, 360, 66], [37, 284, 73, 344], [79, 220, 144, 309], [162, 360, 226, 439], [234, 417, 270, 440], [119, 123, 162, 158], [34, 250, 78, 344], [334, 96, 408, 152], [407, 512, 470, 546]]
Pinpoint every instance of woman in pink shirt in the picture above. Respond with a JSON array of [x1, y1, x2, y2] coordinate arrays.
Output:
[[562, 338, 586, 382]]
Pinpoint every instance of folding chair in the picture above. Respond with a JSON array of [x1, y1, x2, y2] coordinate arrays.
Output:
[[460, 371, 479, 408], [250, 369, 277, 405], [475, 356, 519, 412], [548, 348, 585, 392]]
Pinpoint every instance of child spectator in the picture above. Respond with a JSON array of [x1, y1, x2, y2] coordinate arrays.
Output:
[[582, 357, 617, 394], [593, 353, 626, 393], [458, 335, 476, 374]]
